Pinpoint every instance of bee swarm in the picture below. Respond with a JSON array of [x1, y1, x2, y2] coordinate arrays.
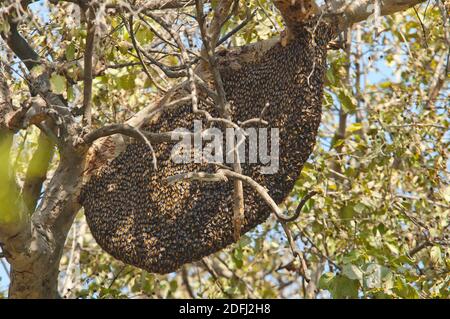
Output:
[[80, 19, 336, 274]]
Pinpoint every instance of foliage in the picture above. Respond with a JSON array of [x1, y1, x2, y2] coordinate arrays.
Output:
[[0, 0, 448, 299]]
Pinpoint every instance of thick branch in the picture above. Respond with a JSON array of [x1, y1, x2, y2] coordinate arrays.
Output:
[[22, 132, 55, 214], [1, 22, 40, 70], [0, 66, 29, 244], [206, 0, 235, 47], [210, 0, 428, 71], [48, 0, 195, 10], [82, 123, 186, 146], [107, 0, 195, 12], [0, 9, 84, 298], [327, 0, 427, 30]]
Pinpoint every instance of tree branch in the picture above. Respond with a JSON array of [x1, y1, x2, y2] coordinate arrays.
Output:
[[327, 0, 427, 30], [1, 13, 69, 110], [82, 7, 96, 127], [106, 0, 195, 12], [0, 65, 30, 244], [196, 0, 246, 241], [22, 132, 55, 214], [181, 266, 196, 299], [82, 123, 189, 146], [1, 22, 40, 70]]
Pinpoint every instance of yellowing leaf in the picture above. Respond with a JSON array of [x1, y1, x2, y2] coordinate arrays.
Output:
[[30, 65, 45, 78], [430, 246, 442, 265], [347, 123, 363, 134], [442, 186, 450, 202]]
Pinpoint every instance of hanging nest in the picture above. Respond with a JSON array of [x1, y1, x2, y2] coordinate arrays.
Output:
[[80, 19, 336, 274]]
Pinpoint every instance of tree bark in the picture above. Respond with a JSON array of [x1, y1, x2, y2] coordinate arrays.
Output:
[[6, 149, 85, 298]]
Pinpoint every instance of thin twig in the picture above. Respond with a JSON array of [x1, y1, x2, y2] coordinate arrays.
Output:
[[217, 9, 257, 46], [126, 15, 167, 93], [82, 6, 96, 127], [283, 191, 318, 223], [201, 259, 232, 297], [181, 266, 196, 299], [108, 265, 127, 289], [83, 124, 159, 170]]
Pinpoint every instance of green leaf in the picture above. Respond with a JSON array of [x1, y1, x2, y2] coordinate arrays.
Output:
[[65, 43, 76, 61], [0, 20, 10, 33], [430, 246, 442, 265], [363, 264, 393, 289], [67, 86, 74, 101], [353, 203, 366, 214], [337, 89, 356, 114], [385, 242, 399, 255], [339, 204, 355, 220], [326, 68, 336, 85], [342, 250, 362, 264], [342, 264, 364, 282], [116, 74, 136, 90], [347, 123, 363, 134], [169, 279, 178, 292], [135, 28, 154, 44], [318, 272, 334, 290], [50, 73, 66, 94], [329, 275, 360, 299], [232, 247, 244, 269], [393, 278, 419, 299], [30, 65, 45, 78], [239, 235, 252, 247]]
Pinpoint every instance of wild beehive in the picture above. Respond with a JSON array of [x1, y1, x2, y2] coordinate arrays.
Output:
[[80, 18, 337, 274]]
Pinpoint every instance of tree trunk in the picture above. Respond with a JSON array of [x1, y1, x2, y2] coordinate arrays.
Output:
[[4, 150, 85, 299], [9, 250, 62, 298]]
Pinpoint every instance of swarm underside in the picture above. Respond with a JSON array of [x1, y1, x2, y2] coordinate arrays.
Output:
[[80, 21, 335, 274]]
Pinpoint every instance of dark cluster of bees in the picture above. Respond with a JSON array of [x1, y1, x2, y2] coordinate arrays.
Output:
[[80, 19, 337, 274]]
